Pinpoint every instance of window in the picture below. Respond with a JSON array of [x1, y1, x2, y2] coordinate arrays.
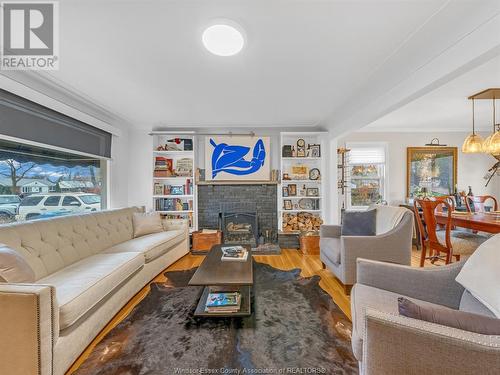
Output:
[[347, 143, 387, 209], [44, 196, 61, 206], [62, 196, 81, 206], [0, 139, 106, 224], [19, 196, 43, 206]]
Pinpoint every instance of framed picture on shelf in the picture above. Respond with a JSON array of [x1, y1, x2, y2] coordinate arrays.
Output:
[[306, 187, 319, 197], [288, 184, 297, 196], [291, 165, 308, 179], [282, 145, 293, 157], [283, 199, 293, 210], [407, 147, 457, 198], [307, 144, 321, 157], [170, 185, 184, 195], [282, 186, 289, 197]]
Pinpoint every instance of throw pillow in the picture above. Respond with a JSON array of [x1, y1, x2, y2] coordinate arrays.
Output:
[[455, 234, 500, 318], [0, 245, 36, 283], [133, 212, 164, 238], [398, 297, 500, 335], [341, 209, 376, 236]]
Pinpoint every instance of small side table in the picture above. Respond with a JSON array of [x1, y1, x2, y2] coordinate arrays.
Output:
[[191, 230, 222, 254], [299, 233, 320, 255]]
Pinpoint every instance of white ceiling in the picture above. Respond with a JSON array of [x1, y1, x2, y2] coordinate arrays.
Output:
[[364, 55, 500, 132], [6, 0, 499, 132]]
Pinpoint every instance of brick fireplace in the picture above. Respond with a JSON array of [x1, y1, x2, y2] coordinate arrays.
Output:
[[197, 183, 278, 245]]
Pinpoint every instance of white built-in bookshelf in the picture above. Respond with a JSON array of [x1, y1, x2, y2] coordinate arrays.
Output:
[[279, 132, 327, 232], [152, 133, 197, 232]]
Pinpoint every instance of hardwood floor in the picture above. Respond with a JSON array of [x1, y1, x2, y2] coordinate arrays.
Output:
[[67, 246, 437, 374]]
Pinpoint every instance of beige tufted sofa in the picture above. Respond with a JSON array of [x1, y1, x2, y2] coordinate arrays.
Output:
[[0, 207, 189, 375]]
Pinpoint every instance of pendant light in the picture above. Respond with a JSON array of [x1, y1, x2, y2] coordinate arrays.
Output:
[[462, 98, 484, 153], [482, 97, 500, 155]]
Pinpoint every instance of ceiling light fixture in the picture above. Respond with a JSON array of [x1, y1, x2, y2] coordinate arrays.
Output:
[[202, 22, 245, 56]]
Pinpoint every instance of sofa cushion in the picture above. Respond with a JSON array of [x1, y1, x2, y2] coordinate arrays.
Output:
[[0, 244, 35, 283], [37, 252, 144, 330], [455, 233, 500, 317], [319, 237, 341, 264], [341, 209, 376, 236], [103, 230, 185, 263], [398, 297, 500, 335], [133, 212, 163, 238], [350, 283, 440, 360]]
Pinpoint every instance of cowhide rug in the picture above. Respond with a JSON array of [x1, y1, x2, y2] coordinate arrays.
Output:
[[75, 262, 358, 374]]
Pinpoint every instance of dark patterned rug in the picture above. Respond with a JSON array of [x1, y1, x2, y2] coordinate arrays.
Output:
[[75, 263, 358, 375]]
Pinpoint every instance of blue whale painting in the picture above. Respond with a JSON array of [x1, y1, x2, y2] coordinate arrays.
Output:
[[210, 138, 266, 179]]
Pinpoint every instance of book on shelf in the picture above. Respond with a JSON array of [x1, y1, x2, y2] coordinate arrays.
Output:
[[155, 198, 193, 211], [153, 180, 193, 196], [221, 246, 248, 262], [205, 292, 241, 313]]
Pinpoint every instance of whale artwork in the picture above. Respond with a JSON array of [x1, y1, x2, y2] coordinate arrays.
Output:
[[206, 136, 270, 180]]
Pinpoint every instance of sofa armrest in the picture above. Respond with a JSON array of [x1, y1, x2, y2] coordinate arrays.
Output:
[[162, 218, 189, 234], [0, 283, 58, 375], [320, 224, 341, 238], [356, 259, 465, 308], [363, 309, 500, 375]]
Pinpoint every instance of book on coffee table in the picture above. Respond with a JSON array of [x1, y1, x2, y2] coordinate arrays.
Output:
[[205, 292, 241, 313], [221, 246, 248, 262]]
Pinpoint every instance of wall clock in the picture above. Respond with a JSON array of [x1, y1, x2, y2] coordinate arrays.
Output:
[[309, 168, 320, 180]]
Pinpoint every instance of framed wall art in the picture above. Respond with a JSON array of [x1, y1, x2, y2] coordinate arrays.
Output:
[[407, 147, 457, 198]]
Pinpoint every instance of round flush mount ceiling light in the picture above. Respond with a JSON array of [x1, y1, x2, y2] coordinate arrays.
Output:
[[202, 22, 245, 56]]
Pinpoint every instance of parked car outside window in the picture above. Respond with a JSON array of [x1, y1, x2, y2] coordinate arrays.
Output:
[[0, 195, 21, 223], [16, 193, 101, 221]]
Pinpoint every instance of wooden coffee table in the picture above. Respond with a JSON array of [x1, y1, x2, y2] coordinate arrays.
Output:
[[188, 244, 253, 317]]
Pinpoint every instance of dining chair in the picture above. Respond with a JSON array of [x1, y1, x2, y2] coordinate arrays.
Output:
[[465, 195, 498, 213], [414, 197, 488, 267]]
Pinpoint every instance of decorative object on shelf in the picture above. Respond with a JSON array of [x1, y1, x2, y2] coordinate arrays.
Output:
[[291, 165, 308, 179], [296, 138, 306, 157], [298, 198, 316, 210], [175, 158, 193, 176], [306, 187, 319, 197], [282, 186, 289, 197], [205, 136, 270, 181], [283, 199, 293, 210], [299, 184, 307, 196], [307, 144, 321, 157], [271, 169, 279, 182], [154, 157, 174, 177], [309, 168, 320, 180], [291, 146, 296, 157], [288, 184, 297, 196], [406, 147, 457, 198], [282, 172, 290, 180], [282, 145, 293, 157], [425, 138, 447, 146]]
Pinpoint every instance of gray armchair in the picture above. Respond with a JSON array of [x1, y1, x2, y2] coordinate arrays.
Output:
[[352, 259, 500, 374], [320, 205, 414, 293]]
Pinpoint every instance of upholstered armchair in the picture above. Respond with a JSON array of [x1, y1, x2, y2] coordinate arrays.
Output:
[[320, 205, 414, 293]]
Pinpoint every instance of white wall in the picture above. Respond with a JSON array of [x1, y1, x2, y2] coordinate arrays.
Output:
[[126, 130, 153, 210], [338, 131, 500, 207]]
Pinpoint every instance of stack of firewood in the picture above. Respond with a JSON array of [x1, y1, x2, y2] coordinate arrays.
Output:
[[282, 212, 323, 232]]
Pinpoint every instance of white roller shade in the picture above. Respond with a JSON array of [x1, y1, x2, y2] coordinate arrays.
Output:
[[348, 146, 385, 164]]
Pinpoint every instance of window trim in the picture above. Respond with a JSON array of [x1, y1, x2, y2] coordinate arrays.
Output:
[[346, 142, 389, 209]]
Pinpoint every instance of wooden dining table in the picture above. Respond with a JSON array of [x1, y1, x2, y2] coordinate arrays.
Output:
[[435, 212, 500, 234]]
